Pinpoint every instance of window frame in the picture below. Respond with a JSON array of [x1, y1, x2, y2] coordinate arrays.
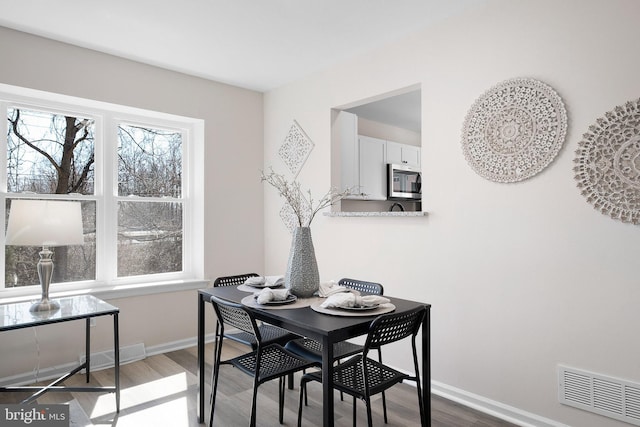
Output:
[[0, 83, 205, 300]]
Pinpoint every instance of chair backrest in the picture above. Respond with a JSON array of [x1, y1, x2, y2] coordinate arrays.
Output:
[[214, 273, 259, 288], [363, 306, 425, 354], [210, 295, 260, 341], [339, 278, 384, 296]]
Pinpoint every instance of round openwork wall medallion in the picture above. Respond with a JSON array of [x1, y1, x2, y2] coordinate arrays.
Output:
[[574, 98, 640, 224], [462, 78, 568, 183]]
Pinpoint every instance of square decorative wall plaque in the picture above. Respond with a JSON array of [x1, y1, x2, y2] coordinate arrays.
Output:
[[278, 120, 314, 177]]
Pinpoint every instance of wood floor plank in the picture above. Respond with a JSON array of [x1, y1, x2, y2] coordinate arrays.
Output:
[[0, 342, 520, 426]]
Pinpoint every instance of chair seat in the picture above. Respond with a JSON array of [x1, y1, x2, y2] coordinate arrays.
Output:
[[285, 337, 363, 363], [303, 355, 409, 398], [227, 344, 317, 383], [226, 324, 299, 349]]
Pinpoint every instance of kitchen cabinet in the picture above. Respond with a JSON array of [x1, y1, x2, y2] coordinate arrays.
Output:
[[386, 140, 421, 168], [336, 112, 385, 200], [336, 111, 359, 196], [358, 135, 387, 200], [335, 110, 419, 201]]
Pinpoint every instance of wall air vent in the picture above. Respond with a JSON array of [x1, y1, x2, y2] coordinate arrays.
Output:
[[559, 365, 640, 426]]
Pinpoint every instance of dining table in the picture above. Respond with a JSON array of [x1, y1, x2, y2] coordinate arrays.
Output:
[[196, 285, 431, 427]]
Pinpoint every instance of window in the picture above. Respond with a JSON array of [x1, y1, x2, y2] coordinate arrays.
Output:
[[117, 124, 183, 277], [1, 84, 204, 295]]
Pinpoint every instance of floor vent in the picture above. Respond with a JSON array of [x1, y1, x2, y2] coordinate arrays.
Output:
[[559, 365, 640, 426], [80, 343, 147, 371]]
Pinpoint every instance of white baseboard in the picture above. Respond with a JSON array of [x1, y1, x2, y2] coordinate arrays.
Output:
[[0, 333, 218, 387], [144, 333, 218, 357], [0, 335, 566, 427], [431, 380, 568, 427]]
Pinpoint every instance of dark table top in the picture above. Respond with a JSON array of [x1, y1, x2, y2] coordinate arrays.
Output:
[[199, 286, 430, 343]]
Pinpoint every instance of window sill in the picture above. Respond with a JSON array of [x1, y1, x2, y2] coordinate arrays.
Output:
[[0, 279, 210, 305]]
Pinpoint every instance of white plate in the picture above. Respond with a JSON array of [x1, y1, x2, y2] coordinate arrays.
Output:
[[336, 304, 379, 311], [246, 282, 283, 289], [255, 294, 297, 306], [310, 302, 396, 317]]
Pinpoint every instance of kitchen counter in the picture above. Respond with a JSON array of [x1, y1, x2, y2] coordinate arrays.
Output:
[[324, 211, 427, 217]]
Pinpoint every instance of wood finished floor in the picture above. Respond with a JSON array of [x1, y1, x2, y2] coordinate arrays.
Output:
[[0, 341, 520, 426]]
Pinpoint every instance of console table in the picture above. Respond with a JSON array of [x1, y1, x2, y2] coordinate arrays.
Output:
[[0, 295, 120, 412]]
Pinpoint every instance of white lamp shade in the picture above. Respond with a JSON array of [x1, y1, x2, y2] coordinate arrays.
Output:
[[5, 200, 84, 247]]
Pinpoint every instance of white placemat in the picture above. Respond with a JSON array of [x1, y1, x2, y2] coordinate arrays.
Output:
[[310, 302, 396, 317], [241, 295, 322, 310]]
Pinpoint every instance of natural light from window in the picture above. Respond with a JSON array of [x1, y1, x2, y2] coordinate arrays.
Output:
[[91, 373, 190, 426], [0, 84, 204, 297]]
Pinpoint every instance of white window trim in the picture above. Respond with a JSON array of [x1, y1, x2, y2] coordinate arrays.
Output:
[[0, 83, 205, 300]]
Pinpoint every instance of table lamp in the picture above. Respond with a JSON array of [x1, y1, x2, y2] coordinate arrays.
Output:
[[5, 200, 84, 312]]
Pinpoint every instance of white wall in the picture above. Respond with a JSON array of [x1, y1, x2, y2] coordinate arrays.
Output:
[[263, 1, 640, 426], [0, 27, 265, 376]]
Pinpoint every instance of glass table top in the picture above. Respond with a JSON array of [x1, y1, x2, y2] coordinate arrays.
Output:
[[0, 295, 118, 331]]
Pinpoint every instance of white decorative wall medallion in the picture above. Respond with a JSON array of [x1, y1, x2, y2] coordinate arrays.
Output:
[[574, 98, 640, 224], [462, 78, 568, 183], [278, 120, 314, 177]]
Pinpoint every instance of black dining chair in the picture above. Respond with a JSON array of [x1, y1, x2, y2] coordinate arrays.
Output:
[[285, 278, 384, 362], [213, 273, 299, 349], [284, 278, 386, 410], [297, 305, 427, 427], [209, 295, 316, 427]]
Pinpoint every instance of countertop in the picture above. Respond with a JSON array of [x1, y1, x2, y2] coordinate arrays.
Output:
[[324, 211, 427, 217]]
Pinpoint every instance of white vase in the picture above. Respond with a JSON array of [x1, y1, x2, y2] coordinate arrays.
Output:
[[285, 227, 319, 298]]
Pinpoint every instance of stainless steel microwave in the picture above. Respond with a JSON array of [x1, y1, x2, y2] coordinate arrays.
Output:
[[387, 163, 421, 200]]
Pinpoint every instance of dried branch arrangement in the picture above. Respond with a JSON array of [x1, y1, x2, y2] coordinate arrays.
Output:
[[261, 168, 353, 227]]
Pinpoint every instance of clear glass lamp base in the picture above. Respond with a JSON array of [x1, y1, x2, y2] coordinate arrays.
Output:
[[30, 298, 60, 313]]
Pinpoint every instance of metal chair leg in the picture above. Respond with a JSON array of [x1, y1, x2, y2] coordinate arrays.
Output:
[[382, 391, 388, 423], [303, 369, 308, 406], [377, 347, 388, 423], [279, 376, 285, 424], [297, 377, 308, 427], [365, 398, 373, 427], [250, 377, 259, 427], [209, 334, 223, 427], [353, 396, 357, 426]]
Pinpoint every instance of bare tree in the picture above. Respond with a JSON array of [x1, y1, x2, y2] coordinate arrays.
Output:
[[5, 110, 183, 285], [8, 109, 95, 194], [116, 124, 183, 276], [6, 108, 95, 284]]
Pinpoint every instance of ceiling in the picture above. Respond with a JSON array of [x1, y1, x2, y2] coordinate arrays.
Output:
[[346, 90, 422, 133], [0, 0, 484, 93], [0, 1, 484, 133]]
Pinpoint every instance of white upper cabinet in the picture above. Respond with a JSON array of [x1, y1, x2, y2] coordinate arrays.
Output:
[[358, 135, 387, 200], [335, 111, 359, 196], [386, 140, 421, 168]]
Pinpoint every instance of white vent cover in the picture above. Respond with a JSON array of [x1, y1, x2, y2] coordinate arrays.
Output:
[[559, 365, 640, 425], [80, 343, 146, 370]]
